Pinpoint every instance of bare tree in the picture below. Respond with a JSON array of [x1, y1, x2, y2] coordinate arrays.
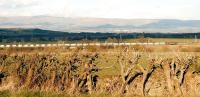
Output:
[[161, 56, 194, 96], [118, 48, 142, 94]]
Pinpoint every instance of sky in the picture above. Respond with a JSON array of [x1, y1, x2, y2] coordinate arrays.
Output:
[[0, 0, 199, 20]]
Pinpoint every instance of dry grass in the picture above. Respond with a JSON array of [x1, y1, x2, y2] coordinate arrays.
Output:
[[0, 46, 200, 97]]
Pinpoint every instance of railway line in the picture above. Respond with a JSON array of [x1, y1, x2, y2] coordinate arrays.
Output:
[[0, 42, 196, 48]]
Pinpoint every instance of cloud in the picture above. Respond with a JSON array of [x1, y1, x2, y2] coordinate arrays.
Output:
[[0, 0, 199, 19], [0, 0, 70, 16], [0, 0, 37, 9], [69, 0, 200, 20]]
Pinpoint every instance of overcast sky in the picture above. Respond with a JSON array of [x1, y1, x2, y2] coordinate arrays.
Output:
[[0, 0, 199, 20]]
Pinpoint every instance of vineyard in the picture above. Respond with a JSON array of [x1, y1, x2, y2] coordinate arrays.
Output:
[[0, 46, 200, 97]]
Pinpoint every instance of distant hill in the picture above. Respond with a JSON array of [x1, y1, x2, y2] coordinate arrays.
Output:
[[0, 28, 200, 43], [0, 16, 200, 33], [140, 19, 200, 28]]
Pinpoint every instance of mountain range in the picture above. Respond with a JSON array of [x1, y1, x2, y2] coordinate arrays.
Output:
[[0, 16, 200, 33]]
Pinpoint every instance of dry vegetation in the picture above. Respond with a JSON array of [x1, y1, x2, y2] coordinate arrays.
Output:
[[0, 45, 200, 97]]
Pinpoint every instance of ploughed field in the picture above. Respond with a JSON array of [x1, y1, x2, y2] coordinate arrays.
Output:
[[0, 46, 200, 97]]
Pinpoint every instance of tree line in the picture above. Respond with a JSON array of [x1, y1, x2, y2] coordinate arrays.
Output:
[[0, 28, 199, 43]]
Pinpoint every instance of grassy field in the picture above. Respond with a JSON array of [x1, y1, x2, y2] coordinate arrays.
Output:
[[0, 45, 200, 97], [1, 38, 200, 45], [124, 38, 200, 43]]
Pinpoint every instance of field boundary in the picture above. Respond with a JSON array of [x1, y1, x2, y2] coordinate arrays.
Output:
[[0, 42, 197, 48]]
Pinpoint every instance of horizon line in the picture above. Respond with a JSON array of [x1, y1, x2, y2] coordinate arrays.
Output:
[[0, 15, 200, 21]]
